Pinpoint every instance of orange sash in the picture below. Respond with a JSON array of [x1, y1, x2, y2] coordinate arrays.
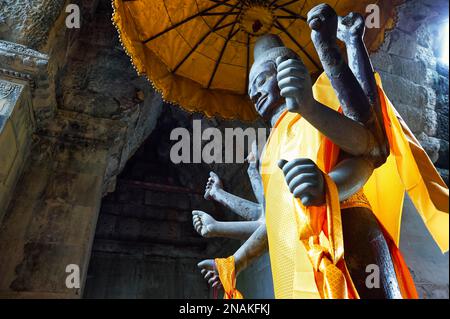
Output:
[[215, 256, 243, 299]]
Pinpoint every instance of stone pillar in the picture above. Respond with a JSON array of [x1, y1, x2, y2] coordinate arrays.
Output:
[[0, 137, 108, 298], [0, 39, 110, 298]]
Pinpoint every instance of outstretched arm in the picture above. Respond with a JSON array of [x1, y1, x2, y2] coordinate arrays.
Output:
[[197, 223, 268, 288], [192, 210, 261, 240], [205, 172, 262, 221]]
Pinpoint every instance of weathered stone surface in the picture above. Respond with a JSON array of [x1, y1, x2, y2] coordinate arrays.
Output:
[[390, 55, 428, 85], [417, 133, 441, 164], [378, 72, 429, 109], [372, 0, 449, 179], [0, 137, 108, 298], [387, 29, 418, 59], [0, 0, 67, 50]]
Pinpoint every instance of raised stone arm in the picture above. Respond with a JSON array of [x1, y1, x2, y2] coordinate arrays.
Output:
[[337, 13, 390, 166], [246, 141, 265, 205], [275, 4, 387, 160], [196, 223, 268, 289], [204, 171, 262, 221], [307, 4, 372, 124], [193, 154, 269, 289]]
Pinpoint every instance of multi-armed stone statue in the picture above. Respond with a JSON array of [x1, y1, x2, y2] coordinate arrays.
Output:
[[193, 4, 404, 299]]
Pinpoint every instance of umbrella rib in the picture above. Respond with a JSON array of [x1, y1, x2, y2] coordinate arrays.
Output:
[[207, 17, 240, 89], [274, 21, 321, 70], [201, 12, 239, 16], [276, 7, 307, 21], [276, 15, 302, 19], [207, 0, 236, 8], [172, 21, 235, 73], [142, 0, 232, 44], [173, 2, 241, 73], [273, 0, 301, 9]]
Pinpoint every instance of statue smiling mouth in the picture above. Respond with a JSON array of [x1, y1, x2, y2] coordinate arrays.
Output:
[[256, 95, 268, 111]]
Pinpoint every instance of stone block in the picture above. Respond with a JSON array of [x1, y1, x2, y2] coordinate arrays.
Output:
[[379, 72, 429, 109], [115, 216, 141, 241], [390, 55, 428, 85], [423, 107, 438, 136], [13, 162, 52, 199], [0, 120, 18, 183], [396, 0, 437, 34], [42, 170, 103, 208], [387, 29, 418, 59], [371, 51, 393, 74], [26, 200, 99, 247], [0, 196, 36, 241], [391, 103, 424, 134], [53, 144, 108, 176], [417, 133, 441, 163], [7, 242, 84, 297], [117, 186, 145, 205]]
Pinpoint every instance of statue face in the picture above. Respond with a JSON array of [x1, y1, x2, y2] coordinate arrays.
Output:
[[248, 61, 284, 121]]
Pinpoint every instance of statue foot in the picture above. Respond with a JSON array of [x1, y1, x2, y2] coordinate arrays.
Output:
[[192, 210, 218, 238], [198, 259, 222, 289], [337, 13, 365, 44], [204, 171, 223, 201]]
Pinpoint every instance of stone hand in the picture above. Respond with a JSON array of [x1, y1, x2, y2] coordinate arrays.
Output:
[[278, 158, 325, 207], [204, 171, 223, 200], [307, 3, 338, 44], [192, 210, 217, 238], [198, 259, 222, 289], [276, 56, 314, 113], [246, 141, 259, 168], [337, 13, 365, 43]]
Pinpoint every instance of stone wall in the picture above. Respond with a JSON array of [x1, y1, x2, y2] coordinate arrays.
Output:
[[369, 0, 449, 299], [0, 137, 108, 298], [84, 113, 243, 298], [371, 0, 449, 184]]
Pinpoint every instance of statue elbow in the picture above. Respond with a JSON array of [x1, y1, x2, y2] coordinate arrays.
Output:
[[368, 141, 390, 169]]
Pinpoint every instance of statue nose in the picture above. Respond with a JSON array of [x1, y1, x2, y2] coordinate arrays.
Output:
[[251, 91, 261, 105]]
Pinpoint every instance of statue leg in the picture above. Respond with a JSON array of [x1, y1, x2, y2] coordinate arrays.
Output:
[[341, 207, 403, 299]]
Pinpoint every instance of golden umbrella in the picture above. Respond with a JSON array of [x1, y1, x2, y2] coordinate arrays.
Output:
[[112, 0, 403, 121]]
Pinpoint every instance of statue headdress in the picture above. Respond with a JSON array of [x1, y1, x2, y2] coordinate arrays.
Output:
[[250, 34, 298, 79]]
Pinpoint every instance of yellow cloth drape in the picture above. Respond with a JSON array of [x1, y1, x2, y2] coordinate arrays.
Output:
[[261, 72, 448, 299], [313, 72, 449, 253], [215, 256, 243, 299], [260, 109, 357, 299]]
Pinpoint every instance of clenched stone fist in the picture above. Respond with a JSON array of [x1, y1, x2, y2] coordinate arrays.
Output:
[[278, 158, 325, 207]]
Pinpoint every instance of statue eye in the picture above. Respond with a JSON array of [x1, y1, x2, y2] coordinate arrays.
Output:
[[257, 75, 267, 87]]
